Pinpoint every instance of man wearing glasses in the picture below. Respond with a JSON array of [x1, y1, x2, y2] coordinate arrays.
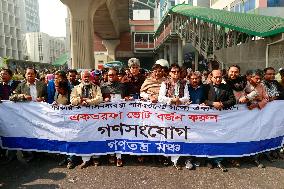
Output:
[[204, 69, 236, 172], [205, 69, 235, 110], [158, 63, 190, 106], [158, 63, 190, 170], [121, 58, 145, 100]]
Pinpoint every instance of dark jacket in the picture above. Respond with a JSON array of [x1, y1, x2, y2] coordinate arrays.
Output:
[[100, 81, 126, 99], [205, 83, 236, 109], [188, 84, 208, 104], [0, 80, 20, 100], [121, 73, 146, 97], [262, 80, 284, 100]]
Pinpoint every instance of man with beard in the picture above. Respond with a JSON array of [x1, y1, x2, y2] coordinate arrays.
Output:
[[223, 65, 252, 167], [70, 70, 103, 169], [262, 67, 284, 101], [224, 65, 248, 104]]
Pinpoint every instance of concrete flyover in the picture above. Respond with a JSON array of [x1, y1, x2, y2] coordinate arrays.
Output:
[[61, 0, 129, 69]]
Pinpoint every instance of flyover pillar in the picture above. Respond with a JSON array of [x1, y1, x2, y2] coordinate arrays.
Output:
[[163, 45, 168, 60], [159, 51, 163, 59], [178, 38, 184, 67], [169, 42, 174, 65], [61, 0, 106, 69], [194, 50, 199, 71], [102, 40, 120, 61]]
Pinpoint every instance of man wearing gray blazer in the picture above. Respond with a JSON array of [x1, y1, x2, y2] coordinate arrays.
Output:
[[10, 67, 47, 102]]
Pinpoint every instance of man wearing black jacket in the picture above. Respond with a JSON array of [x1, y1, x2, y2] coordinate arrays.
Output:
[[205, 69, 236, 110], [204, 69, 236, 172], [0, 69, 20, 100], [0, 68, 20, 163]]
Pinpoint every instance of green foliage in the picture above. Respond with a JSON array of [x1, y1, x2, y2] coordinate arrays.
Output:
[[12, 74, 24, 81], [3, 57, 9, 65]]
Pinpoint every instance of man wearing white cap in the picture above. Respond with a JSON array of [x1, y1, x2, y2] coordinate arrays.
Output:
[[140, 59, 169, 102]]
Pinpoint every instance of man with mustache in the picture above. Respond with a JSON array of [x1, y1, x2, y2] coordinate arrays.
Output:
[[70, 70, 103, 169]]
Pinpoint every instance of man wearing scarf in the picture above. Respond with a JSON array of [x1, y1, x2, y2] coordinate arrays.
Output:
[[158, 63, 189, 106], [140, 59, 169, 103]]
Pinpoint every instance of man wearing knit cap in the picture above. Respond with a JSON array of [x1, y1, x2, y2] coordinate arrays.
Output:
[[121, 58, 146, 99]]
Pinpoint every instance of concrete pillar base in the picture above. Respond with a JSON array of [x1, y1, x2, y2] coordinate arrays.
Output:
[[178, 38, 184, 67], [102, 40, 120, 61]]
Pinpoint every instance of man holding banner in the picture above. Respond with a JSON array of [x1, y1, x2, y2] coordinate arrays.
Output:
[[70, 70, 103, 169], [101, 68, 125, 167], [158, 63, 190, 170], [205, 69, 236, 172], [10, 67, 47, 102]]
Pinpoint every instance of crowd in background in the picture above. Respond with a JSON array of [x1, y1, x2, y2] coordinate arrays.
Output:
[[1, 57, 284, 172]]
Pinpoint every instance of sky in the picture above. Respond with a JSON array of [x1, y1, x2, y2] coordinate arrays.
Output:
[[38, 0, 68, 37]]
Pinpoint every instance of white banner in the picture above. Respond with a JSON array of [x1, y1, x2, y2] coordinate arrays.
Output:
[[1, 100, 284, 157]]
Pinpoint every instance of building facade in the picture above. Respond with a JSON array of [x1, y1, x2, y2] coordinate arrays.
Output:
[[0, 0, 23, 60], [24, 32, 66, 64], [93, 0, 156, 69], [156, 0, 210, 26], [19, 0, 40, 33], [210, 0, 284, 18], [154, 0, 211, 68]]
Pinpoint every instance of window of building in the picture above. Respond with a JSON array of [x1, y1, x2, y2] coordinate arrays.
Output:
[[235, 4, 240, 12], [267, 0, 284, 7], [243, 0, 255, 12], [249, 0, 255, 10], [244, 0, 249, 12]]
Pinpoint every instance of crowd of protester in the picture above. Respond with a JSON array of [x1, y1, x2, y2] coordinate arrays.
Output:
[[1, 57, 284, 172]]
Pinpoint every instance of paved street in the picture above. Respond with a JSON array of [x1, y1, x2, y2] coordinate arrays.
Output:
[[1, 155, 284, 189]]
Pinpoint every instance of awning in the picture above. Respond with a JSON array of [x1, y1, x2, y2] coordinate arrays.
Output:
[[52, 53, 69, 66], [155, 4, 284, 37]]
